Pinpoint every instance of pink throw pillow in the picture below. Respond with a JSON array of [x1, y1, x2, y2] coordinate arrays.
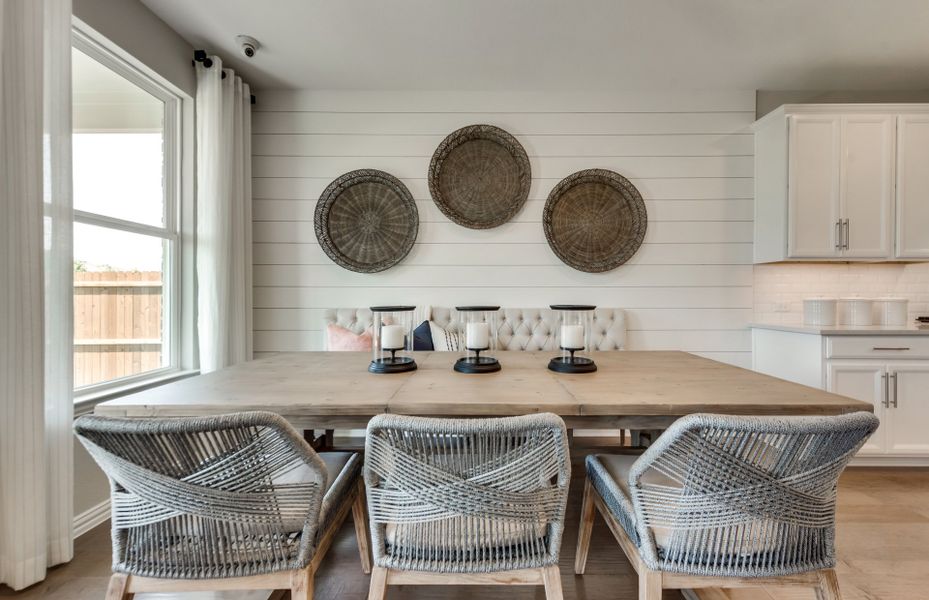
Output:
[[327, 324, 372, 351]]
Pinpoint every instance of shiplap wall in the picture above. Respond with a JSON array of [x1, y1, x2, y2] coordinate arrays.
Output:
[[251, 91, 755, 367]]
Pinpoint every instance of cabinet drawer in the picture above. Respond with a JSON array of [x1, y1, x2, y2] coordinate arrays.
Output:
[[826, 336, 929, 359]]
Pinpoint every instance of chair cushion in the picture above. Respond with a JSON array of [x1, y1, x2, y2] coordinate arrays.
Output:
[[586, 454, 676, 549], [384, 517, 548, 552], [316, 452, 362, 541]]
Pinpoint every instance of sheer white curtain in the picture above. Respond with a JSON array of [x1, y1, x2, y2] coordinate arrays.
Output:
[[196, 56, 253, 373], [0, 0, 73, 590]]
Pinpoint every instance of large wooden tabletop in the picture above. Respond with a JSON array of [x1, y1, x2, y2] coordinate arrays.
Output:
[[94, 351, 871, 429]]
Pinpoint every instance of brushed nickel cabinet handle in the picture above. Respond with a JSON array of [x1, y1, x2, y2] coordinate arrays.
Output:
[[872, 347, 910, 351], [843, 219, 850, 249], [835, 220, 842, 250], [891, 372, 898, 408], [882, 372, 889, 408]]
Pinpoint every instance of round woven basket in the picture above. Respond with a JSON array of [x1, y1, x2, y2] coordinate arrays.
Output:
[[315, 169, 418, 273], [428, 124, 531, 229], [543, 169, 647, 273]]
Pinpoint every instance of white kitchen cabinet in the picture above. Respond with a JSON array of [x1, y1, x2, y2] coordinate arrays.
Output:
[[896, 115, 929, 258], [754, 104, 929, 263], [826, 362, 886, 455], [883, 362, 929, 455], [752, 325, 929, 465], [840, 115, 895, 258], [787, 115, 841, 258]]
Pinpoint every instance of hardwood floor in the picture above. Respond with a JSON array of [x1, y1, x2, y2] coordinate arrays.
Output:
[[2, 466, 927, 600]]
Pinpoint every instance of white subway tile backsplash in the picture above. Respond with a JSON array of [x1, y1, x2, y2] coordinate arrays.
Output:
[[753, 263, 929, 324]]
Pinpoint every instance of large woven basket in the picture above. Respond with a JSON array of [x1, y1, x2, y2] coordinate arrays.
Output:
[[428, 124, 531, 229], [543, 169, 647, 273], [315, 169, 418, 273]]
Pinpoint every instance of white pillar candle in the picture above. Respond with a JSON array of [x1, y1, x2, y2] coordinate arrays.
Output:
[[561, 324, 585, 349], [466, 322, 490, 350], [381, 324, 405, 350]]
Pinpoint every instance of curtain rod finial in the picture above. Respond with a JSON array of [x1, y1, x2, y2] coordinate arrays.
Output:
[[193, 50, 213, 69]]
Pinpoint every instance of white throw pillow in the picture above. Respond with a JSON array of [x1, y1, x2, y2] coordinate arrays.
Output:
[[429, 321, 463, 352]]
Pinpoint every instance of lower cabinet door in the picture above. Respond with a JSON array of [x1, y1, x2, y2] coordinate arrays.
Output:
[[827, 361, 886, 455], [884, 363, 929, 455]]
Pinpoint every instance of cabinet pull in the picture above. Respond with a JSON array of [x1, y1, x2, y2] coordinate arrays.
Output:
[[835, 220, 842, 250], [843, 219, 850, 249], [882, 372, 889, 408], [891, 372, 898, 408], [872, 347, 910, 351]]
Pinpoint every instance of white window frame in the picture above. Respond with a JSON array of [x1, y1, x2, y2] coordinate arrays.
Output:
[[72, 20, 197, 407]]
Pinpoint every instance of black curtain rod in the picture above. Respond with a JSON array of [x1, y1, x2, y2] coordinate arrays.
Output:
[[192, 50, 257, 105]]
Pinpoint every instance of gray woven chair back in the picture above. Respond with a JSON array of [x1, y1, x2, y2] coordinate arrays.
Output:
[[627, 411, 878, 577], [74, 412, 328, 579], [364, 413, 571, 573]]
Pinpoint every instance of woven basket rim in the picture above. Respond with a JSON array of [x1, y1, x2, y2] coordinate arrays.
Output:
[[428, 124, 531, 230], [314, 169, 419, 273], [543, 169, 648, 273]]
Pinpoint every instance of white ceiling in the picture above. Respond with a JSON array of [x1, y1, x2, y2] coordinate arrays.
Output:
[[140, 0, 929, 91]]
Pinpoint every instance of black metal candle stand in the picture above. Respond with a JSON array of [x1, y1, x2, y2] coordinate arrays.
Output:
[[548, 347, 597, 373], [454, 347, 502, 374], [369, 347, 418, 374]]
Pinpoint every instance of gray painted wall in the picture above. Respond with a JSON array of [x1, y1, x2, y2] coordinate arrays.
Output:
[[73, 0, 196, 96], [70, 0, 195, 520], [756, 89, 929, 118]]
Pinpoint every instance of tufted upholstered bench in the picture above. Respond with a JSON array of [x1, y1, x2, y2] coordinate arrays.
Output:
[[324, 306, 627, 351]]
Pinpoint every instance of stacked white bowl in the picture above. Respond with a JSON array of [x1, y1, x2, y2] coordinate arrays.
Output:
[[873, 298, 908, 326], [838, 298, 874, 326], [803, 298, 837, 326]]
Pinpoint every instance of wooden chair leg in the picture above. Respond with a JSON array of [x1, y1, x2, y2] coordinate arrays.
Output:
[[367, 566, 389, 600], [105, 573, 133, 600], [815, 568, 842, 600], [352, 480, 373, 574], [542, 565, 565, 600], [575, 478, 596, 574], [291, 567, 314, 600], [638, 568, 662, 600]]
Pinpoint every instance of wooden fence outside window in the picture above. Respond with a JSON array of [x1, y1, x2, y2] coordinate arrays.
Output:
[[74, 271, 163, 388]]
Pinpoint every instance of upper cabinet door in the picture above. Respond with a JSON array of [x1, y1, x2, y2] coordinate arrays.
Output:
[[841, 115, 895, 259], [896, 115, 929, 258], [787, 115, 841, 258]]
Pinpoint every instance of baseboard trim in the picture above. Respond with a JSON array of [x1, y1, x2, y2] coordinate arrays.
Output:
[[74, 499, 110, 538]]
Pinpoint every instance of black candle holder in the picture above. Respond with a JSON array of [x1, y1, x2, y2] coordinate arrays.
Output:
[[369, 347, 417, 374], [454, 347, 501, 374], [548, 346, 597, 373]]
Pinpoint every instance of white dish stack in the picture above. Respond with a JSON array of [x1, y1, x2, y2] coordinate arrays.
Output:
[[838, 298, 874, 326], [803, 298, 837, 326], [874, 298, 908, 326]]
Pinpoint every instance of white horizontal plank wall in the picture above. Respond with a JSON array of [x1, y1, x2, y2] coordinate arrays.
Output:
[[251, 90, 755, 367]]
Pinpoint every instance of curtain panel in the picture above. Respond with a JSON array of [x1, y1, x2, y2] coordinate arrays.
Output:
[[196, 57, 253, 373], [0, 0, 73, 590]]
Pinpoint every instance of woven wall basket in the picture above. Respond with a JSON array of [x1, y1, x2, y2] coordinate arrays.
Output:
[[543, 169, 647, 273], [314, 169, 419, 273], [428, 124, 531, 229]]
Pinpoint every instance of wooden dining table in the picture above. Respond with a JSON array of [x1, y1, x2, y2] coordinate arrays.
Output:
[[94, 351, 871, 429]]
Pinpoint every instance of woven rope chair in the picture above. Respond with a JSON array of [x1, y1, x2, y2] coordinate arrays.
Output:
[[575, 411, 878, 600], [364, 413, 571, 600], [74, 411, 372, 600]]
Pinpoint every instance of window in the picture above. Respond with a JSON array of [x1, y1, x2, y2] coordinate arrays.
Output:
[[71, 31, 183, 393]]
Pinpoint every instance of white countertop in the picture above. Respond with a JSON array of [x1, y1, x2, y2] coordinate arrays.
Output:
[[750, 322, 929, 336]]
